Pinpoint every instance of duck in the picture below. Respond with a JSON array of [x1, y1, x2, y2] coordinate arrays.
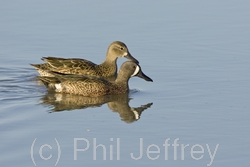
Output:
[[31, 41, 139, 79], [38, 61, 153, 97]]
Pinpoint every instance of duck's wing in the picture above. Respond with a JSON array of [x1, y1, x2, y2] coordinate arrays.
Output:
[[41, 56, 99, 75]]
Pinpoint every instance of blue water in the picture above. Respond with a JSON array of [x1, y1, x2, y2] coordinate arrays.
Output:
[[1, 1, 250, 166]]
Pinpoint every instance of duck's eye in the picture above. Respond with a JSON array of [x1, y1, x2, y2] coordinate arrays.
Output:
[[120, 47, 124, 50]]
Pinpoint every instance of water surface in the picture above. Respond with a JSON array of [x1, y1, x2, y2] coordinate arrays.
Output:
[[0, 1, 250, 167]]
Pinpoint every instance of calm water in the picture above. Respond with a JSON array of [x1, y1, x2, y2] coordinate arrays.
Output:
[[1, 1, 250, 166]]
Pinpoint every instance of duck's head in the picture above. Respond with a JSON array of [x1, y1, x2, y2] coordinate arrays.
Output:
[[118, 61, 153, 82], [107, 41, 139, 64]]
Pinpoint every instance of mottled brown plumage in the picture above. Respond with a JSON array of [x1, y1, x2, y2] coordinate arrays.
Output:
[[31, 41, 138, 79], [38, 61, 153, 97]]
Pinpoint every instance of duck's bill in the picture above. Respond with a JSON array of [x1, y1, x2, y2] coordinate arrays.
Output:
[[136, 70, 153, 82], [124, 52, 139, 64]]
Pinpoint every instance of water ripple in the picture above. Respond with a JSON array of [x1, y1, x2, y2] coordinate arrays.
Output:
[[0, 67, 43, 102]]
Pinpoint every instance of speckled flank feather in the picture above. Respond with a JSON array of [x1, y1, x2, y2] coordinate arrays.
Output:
[[57, 79, 128, 97], [31, 41, 139, 79], [38, 73, 128, 97], [38, 61, 153, 97]]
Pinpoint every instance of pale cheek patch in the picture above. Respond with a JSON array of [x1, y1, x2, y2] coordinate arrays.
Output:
[[131, 65, 140, 77], [122, 52, 128, 57]]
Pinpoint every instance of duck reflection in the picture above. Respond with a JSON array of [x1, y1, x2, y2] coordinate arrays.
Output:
[[40, 91, 153, 123]]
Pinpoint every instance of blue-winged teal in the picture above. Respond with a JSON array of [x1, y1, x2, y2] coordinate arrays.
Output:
[[31, 41, 138, 79], [38, 61, 153, 97]]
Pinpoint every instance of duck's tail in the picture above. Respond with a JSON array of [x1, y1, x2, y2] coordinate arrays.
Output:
[[37, 76, 61, 89], [30, 63, 41, 70]]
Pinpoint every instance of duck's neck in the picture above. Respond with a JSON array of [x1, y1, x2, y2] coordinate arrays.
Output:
[[98, 56, 118, 77], [115, 70, 130, 84], [113, 80, 129, 94], [113, 71, 130, 94]]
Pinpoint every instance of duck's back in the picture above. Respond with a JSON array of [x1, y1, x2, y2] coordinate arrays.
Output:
[[44, 57, 99, 75], [32, 57, 117, 78]]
